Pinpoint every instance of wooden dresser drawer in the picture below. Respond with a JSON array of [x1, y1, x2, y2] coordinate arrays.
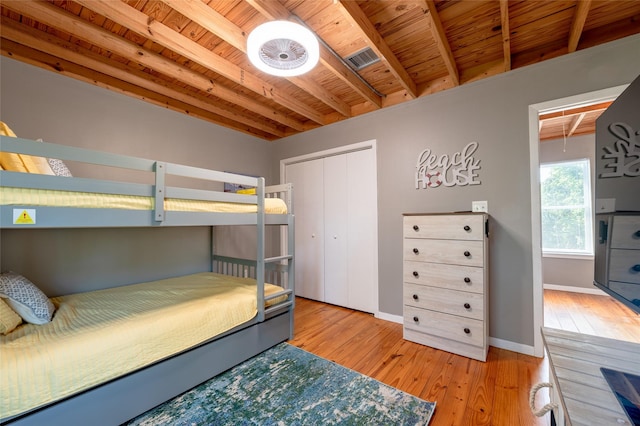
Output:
[[610, 215, 640, 249], [609, 249, 640, 284], [403, 214, 485, 241], [403, 260, 484, 293], [404, 283, 484, 320], [404, 305, 484, 348], [402, 212, 488, 361], [403, 239, 484, 267]]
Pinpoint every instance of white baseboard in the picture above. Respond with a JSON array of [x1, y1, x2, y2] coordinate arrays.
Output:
[[489, 337, 536, 356], [544, 283, 607, 295], [375, 311, 403, 324], [375, 312, 537, 357]]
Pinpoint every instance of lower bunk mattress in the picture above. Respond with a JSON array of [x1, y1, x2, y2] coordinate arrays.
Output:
[[0, 272, 285, 420]]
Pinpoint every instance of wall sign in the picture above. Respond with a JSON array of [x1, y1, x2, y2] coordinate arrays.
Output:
[[415, 141, 481, 189], [600, 122, 640, 178]]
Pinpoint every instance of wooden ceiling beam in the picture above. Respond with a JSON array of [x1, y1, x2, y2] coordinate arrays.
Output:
[[539, 101, 612, 120], [0, 17, 286, 138], [568, 112, 586, 137], [160, 0, 352, 118], [1, 0, 308, 132], [73, 0, 326, 125], [460, 59, 505, 85], [499, 0, 512, 71], [349, 75, 453, 117], [161, 0, 247, 51], [421, 1, 460, 86], [568, 0, 592, 52], [245, 0, 383, 110], [336, 0, 418, 99], [0, 39, 275, 140]]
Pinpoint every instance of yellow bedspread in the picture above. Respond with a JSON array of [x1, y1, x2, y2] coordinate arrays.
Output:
[[0, 272, 285, 419], [0, 187, 288, 214]]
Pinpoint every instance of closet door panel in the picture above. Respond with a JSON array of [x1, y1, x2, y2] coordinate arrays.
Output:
[[283, 144, 378, 313], [323, 154, 348, 306], [286, 159, 325, 301], [347, 149, 377, 313]]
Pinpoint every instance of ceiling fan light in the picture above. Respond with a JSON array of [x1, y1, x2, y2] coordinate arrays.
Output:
[[247, 21, 319, 77]]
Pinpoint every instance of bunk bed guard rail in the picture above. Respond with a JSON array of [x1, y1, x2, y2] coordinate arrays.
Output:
[[0, 136, 279, 227]]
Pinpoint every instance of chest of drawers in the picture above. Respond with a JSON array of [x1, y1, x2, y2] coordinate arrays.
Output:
[[402, 213, 489, 361]]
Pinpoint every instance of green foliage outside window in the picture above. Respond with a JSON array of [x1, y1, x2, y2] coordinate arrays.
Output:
[[540, 160, 593, 254]]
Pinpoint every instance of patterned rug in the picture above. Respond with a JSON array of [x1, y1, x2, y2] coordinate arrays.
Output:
[[125, 342, 435, 425]]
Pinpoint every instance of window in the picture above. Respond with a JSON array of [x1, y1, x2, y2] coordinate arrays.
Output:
[[540, 159, 593, 256]]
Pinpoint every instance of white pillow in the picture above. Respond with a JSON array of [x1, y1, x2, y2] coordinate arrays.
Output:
[[0, 272, 55, 324], [47, 158, 73, 177]]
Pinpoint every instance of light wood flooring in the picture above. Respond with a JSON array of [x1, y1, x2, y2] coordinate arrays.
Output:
[[290, 297, 550, 426], [289, 291, 640, 425], [543, 289, 640, 343]]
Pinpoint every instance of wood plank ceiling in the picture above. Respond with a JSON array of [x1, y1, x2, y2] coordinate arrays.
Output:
[[538, 100, 612, 142], [2, 1, 639, 141]]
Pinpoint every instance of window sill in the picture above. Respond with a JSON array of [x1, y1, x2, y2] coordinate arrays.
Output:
[[542, 252, 594, 260]]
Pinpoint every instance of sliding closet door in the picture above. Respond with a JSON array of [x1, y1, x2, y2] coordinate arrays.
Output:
[[346, 149, 377, 313], [283, 143, 378, 314], [286, 159, 325, 300], [323, 154, 348, 306]]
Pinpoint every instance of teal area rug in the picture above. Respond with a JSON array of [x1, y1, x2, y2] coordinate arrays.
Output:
[[125, 342, 435, 425]]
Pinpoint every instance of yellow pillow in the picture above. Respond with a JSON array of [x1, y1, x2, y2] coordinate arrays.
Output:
[[0, 298, 22, 335], [20, 152, 55, 175], [0, 121, 17, 137], [237, 188, 257, 195], [0, 121, 54, 175]]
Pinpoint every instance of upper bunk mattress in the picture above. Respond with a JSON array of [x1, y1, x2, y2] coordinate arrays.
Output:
[[0, 187, 288, 214], [0, 272, 285, 420]]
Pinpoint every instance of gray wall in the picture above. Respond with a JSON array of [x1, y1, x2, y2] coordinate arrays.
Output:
[[539, 134, 596, 291], [0, 57, 273, 182], [1, 227, 211, 297], [270, 35, 640, 348]]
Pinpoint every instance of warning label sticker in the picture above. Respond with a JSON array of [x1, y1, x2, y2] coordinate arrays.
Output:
[[13, 209, 36, 225]]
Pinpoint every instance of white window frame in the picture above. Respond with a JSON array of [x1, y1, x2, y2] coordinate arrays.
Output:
[[540, 158, 594, 257]]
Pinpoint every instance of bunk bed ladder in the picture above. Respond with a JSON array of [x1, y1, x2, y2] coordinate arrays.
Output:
[[209, 180, 294, 330], [256, 178, 295, 323], [264, 204, 295, 338]]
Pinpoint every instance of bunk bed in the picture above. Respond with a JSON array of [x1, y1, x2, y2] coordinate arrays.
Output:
[[0, 134, 295, 425]]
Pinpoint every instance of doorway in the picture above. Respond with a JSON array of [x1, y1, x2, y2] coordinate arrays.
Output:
[[528, 85, 627, 357]]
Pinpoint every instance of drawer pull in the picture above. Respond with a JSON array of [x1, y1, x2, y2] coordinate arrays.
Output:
[[412, 294, 419, 301], [634, 230, 640, 238], [464, 251, 471, 257], [413, 225, 419, 231], [413, 316, 419, 323], [633, 264, 640, 272], [464, 225, 471, 231], [413, 271, 419, 278], [413, 248, 419, 254], [464, 303, 471, 309], [464, 277, 471, 283], [463, 327, 471, 334]]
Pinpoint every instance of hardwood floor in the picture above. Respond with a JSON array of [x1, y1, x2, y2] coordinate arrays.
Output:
[[543, 289, 640, 343], [288, 292, 639, 425], [289, 297, 550, 426]]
